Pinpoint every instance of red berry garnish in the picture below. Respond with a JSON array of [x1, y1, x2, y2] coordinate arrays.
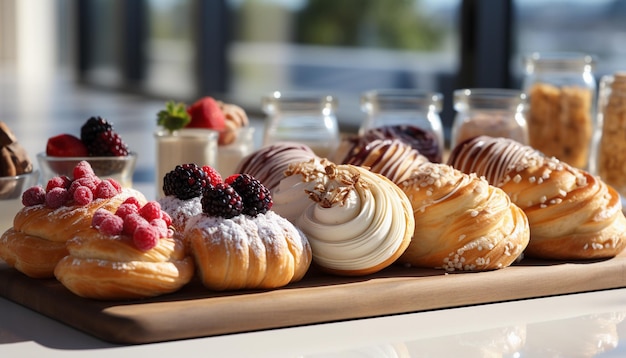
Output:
[[123, 212, 148, 236], [45, 134, 89, 157], [72, 161, 96, 180], [106, 178, 122, 192], [46, 176, 72, 192], [73, 185, 93, 206], [161, 211, 172, 227], [95, 180, 120, 199], [202, 165, 223, 186], [99, 215, 124, 236], [186, 97, 225, 131], [139, 201, 162, 221], [133, 224, 159, 251], [22, 186, 46, 206], [122, 196, 142, 210], [45, 187, 69, 209], [201, 183, 243, 218], [92, 208, 114, 228], [115, 202, 139, 220], [150, 218, 169, 238]]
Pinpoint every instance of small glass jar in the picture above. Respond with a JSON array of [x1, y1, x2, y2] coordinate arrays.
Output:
[[522, 52, 597, 170], [451, 88, 528, 149], [262, 91, 340, 158], [594, 73, 626, 199], [360, 89, 444, 160]]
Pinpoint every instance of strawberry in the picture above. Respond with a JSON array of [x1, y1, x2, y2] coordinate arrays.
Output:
[[186, 97, 225, 131], [46, 134, 89, 157]]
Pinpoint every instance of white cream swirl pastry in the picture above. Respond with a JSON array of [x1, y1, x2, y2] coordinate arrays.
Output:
[[273, 158, 414, 276]]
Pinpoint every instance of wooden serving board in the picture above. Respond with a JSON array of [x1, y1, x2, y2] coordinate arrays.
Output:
[[2, 252, 626, 345]]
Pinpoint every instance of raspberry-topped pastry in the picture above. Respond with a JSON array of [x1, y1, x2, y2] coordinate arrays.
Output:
[[54, 199, 194, 300], [0, 161, 145, 278], [184, 173, 312, 290]]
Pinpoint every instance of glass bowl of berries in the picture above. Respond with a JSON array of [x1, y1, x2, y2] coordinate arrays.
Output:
[[37, 117, 137, 188]]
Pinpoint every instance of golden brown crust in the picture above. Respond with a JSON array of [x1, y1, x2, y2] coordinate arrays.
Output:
[[54, 231, 194, 300], [397, 163, 530, 271], [0, 228, 68, 278], [448, 136, 626, 260], [186, 211, 312, 291], [0, 188, 146, 278]]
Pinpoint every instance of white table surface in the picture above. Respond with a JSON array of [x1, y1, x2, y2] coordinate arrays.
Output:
[[2, 287, 626, 357], [2, 70, 626, 357]]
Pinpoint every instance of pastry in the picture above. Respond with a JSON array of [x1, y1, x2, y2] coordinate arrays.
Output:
[[184, 173, 311, 290], [330, 138, 429, 185], [447, 136, 626, 260], [0, 161, 145, 278], [0, 121, 33, 178], [273, 158, 414, 276], [235, 142, 319, 194], [54, 200, 194, 300], [396, 162, 529, 271]]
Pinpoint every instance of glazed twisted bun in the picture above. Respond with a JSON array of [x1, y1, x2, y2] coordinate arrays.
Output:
[[397, 162, 529, 271], [447, 136, 626, 260], [330, 138, 429, 185], [235, 142, 319, 194], [273, 158, 414, 276], [55, 230, 193, 300], [0, 161, 147, 279], [186, 211, 311, 291]]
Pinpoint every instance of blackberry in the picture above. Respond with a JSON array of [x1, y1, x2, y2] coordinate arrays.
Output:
[[226, 174, 272, 217], [81, 116, 113, 144], [202, 183, 243, 218], [88, 131, 129, 156], [163, 163, 209, 200]]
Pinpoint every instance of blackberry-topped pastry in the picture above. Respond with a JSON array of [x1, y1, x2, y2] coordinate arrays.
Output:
[[183, 172, 312, 291]]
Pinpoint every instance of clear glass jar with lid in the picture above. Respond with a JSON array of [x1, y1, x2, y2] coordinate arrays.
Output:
[[451, 88, 528, 149], [261, 91, 340, 158], [522, 52, 597, 170], [360, 89, 444, 162], [594, 72, 626, 200]]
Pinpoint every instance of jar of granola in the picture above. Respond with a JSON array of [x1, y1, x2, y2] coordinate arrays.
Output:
[[594, 73, 626, 199], [522, 52, 596, 170], [451, 88, 528, 149]]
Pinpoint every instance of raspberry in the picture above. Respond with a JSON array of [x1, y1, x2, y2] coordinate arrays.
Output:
[[45, 187, 69, 209], [163, 163, 210, 200], [106, 178, 122, 192], [99, 215, 124, 236], [73, 161, 96, 180], [133, 224, 159, 251], [22, 186, 46, 206], [225, 174, 273, 217], [88, 130, 129, 157], [201, 183, 243, 218], [95, 180, 120, 199], [202, 165, 223, 186], [92, 208, 114, 228], [123, 212, 148, 236], [150, 218, 169, 238], [139, 201, 162, 221], [122, 196, 142, 210], [80, 116, 113, 145], [73, 185, 93, 206], [69, 176, 100, 198], [161, 211, 172, 227], [115, 202, 139, 220], [46, 176, 72, 192]]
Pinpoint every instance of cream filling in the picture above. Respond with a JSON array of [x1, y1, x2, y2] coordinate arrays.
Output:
[[296, 169, 407, 271]]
